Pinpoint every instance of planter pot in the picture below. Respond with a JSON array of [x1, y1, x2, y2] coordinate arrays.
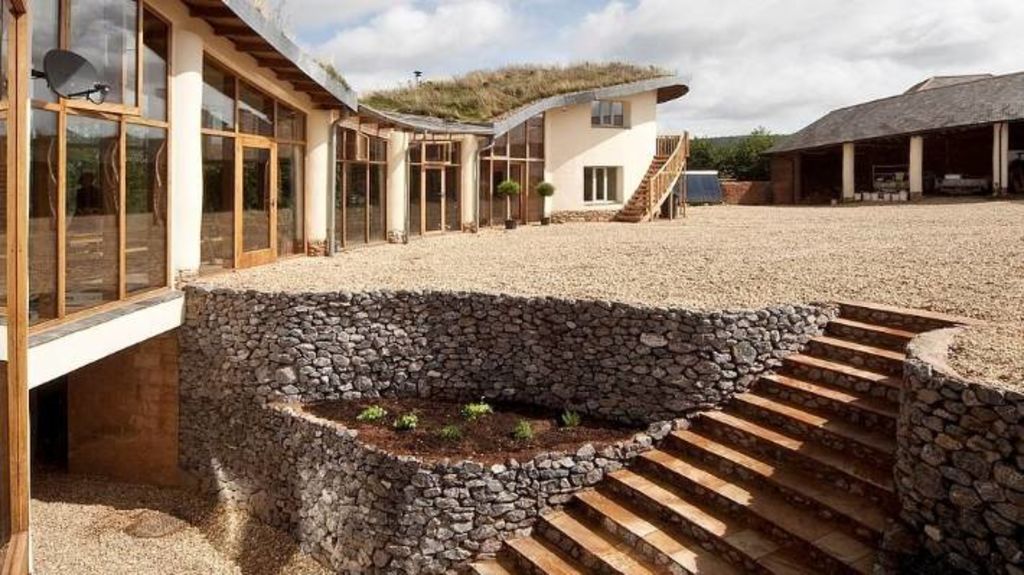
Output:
[[541, 217, 551, 226], [505, 220, 518, 230], [854, 192, 863, 202]]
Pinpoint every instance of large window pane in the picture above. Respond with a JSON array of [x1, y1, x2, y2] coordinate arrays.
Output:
[[527, 161, 544, 222], [333, 163, 344, 249], [239, 82, 273, 136], [31, 0, 59, 102], [29, 110, 58, 322], [141, 9, 169, 121], [345, 163, 367, 245], [528, 115, 544, 159], [368, 164, 385, 243], [0, 120, 6, 302], [478, 159, 492, 227], [278, 144, 304, 255], [241, 147, 271, 252], [202, 61, 235, 131], [126, 125, 167, 293], [65, 115, 120, 313], [509, 124, 526, 158], [408, 166, 421, 236], [201, 135, 234, 272], [276, 104, 304, 142], [425, 169, 443, 232], [445, 166, 459, 232], [69, 0, 138, 106]]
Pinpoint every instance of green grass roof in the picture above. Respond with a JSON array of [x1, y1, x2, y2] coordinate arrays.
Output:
[[362, 63, 673, 123]]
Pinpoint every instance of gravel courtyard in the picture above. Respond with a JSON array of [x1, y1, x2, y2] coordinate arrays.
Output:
[[205, 198, 1023, 384]]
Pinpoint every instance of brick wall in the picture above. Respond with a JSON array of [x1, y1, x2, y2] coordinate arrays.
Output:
[[67, 331, 181, 487], [721, 181, 772, 205], [771, 155, 796, 204]]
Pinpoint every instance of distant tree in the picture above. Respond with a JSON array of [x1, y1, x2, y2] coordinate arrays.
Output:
[[688, 128, 777, 181]]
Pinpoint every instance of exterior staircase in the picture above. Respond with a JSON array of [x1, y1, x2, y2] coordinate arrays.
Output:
[[614, 135, 688, 223], [470, 302, 967, 575]]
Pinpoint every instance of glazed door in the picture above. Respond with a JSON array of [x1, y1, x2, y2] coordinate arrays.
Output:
[[424, 167, 445, 233], [236, 139, 277, 268]]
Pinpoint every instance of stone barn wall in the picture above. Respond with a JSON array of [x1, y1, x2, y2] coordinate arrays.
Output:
[[897, 329, 1023, 574], [178, 285, 833, 573]]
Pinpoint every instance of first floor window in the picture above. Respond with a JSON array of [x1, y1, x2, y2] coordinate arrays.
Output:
[[591, 100, 626, 128], [584, 167, 619, 203]]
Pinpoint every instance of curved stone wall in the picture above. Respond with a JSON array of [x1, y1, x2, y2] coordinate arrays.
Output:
[[898, 329, 1023, 574], [179, 285, 832, 573]]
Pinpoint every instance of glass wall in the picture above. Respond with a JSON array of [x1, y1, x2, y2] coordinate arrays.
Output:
[[200, 58, 307, 269], [335, 127, 387, 249], [25, 2, 169, 325], [409, 140, 461, 235], [480, 114, 545, 225]]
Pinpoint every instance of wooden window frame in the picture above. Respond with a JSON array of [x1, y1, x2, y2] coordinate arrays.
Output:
[[479, 114, 545, 225], [407, 136, 462, 236], [336, 125, 387, 250]]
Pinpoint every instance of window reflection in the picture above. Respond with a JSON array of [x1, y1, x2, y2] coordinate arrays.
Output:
[[29, 110, 59, 323], [126, 125, 167, 293], [239, 82, 274, 136], [69, 0, 138, 106], [278, 145, 304, 255], [201, 135, 235, 271], [345, 163, 367, 245], [202, 61, 235, 131], [31, 0, 59, 102], [141, 9, 169, 121]]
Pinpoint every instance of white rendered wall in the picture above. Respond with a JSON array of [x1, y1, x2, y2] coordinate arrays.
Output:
[[306, 110, 333, 247], [544, 91, 658, 212], [387, 131, 411, 241]]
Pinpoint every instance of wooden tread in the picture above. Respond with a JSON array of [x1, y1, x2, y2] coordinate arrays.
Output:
[[732, 390, 896, 457], [640, 448, 876, 572], [760, 373, 899, 421], [574, 489, 742, 575], [660, 432, 889, 535], [784, 354, 900, 389], [835, 300, 976, 327], [471, 559, 516, 575], [507, 537, 586, 575], [808, 336, 905, 374], [827, 318, 915, 346], [698, 410, 895, 495], [541, 511, 661, 574]]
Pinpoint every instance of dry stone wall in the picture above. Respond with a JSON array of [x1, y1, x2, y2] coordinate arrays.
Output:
[[179, 285, 832, 573], [898, 329, 1024, 574]]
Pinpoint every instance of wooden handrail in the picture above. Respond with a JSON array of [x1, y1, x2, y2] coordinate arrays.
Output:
[[644, 133, 689, 221]]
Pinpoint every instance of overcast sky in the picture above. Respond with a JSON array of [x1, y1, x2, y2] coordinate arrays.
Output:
[[273, 0, 1024, 137]]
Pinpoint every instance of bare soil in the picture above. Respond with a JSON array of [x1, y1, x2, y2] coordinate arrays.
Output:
[[304, 399, 638, 464]]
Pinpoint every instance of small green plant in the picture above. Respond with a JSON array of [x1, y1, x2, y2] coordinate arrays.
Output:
[[560, 410, 582, 428], [394, 413, 419, 431], [462, 402, 494, 422], [356, 405, 388, 423], [535, 182, 556, 197], [512, 420, 534, 442], [438, 425, 463, 442], [495, 179, 522, 198]]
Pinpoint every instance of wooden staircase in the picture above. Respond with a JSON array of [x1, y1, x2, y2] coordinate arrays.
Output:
[[470, 302, 968, 575], [614, 135, 688, 223]]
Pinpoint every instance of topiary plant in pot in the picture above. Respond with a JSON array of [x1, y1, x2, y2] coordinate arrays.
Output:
[[535, 182, 556, 225], [495, 179, 521, 229]]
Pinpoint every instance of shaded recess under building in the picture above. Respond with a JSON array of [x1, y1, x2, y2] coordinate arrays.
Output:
[[768, 73, 1024, 204]]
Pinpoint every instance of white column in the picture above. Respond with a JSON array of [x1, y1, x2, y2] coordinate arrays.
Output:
[[460, 135, 479, 231], [305, 110, 332, 253], [842, 142, 856, 202], [169, 27, 205, 278], [909, 136, 924, 200], [993, 124, 1003, 193], [999, 122, 1010, 195], [386, 130, 410, 242]]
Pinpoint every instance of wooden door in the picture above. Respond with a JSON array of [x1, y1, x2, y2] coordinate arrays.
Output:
[[235, 138, 276, 268]]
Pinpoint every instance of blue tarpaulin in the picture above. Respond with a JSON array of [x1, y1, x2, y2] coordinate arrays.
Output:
[[674, 171, 723, 204]]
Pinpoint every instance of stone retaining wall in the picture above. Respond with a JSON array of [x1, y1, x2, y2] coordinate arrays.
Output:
[[897, 329, 1023, 574], [179, 286, 833, 573], [550, 210, 618, 224]]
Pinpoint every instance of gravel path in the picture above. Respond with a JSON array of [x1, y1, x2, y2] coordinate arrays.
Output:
[[32, 474, 328, 575], [951, 324, 1024, 391], [202, 199, 1023, 382]]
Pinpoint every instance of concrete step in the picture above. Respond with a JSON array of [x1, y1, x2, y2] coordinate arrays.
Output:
[[782, 354, 902, 403], [825, 318, 916, 353], [573, 488, 742, 575], [505, 536, 587, 575], [836, 301, 973, 333], [730, 390, 896, 463], [694, 410, 896, 503], [805, 336, 905, 376], [756, 373, 898, 432], [637, 449, 876, 574], [535, 510, 663, 575]]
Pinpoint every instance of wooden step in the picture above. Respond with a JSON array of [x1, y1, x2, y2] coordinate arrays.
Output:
[[730, 391, 896, 462], [825, 318, 915, 353], [657, 433, 888, 537], [573, 489, 742, 575], [536, 511, 662, 575], [470, 559, 517, 575], [696, 410, 895, 501], [505, 536, 587, 575], [638, 449, 875, 574], [756, 373, 898, 431], [605, 469, 819, 574], [836, 301, 974, 332], [806, 336, 905, 376], [782, 354, 901, 403]]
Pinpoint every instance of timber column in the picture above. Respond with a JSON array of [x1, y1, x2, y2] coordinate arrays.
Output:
[[842, 142, 856, 202]]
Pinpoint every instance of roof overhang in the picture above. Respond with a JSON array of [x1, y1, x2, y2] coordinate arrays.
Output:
[[184, 0, 358, 111], [359, 106, 493, 136]]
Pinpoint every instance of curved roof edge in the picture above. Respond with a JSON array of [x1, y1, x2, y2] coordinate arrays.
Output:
[[220, 0, 358, 111], [358, 106, 494, 135]]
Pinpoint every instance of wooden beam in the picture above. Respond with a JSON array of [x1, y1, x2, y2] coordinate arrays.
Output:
[[210, 24, 253, 36], [187, 5, 235, 19], [231, 39, 273, 52]]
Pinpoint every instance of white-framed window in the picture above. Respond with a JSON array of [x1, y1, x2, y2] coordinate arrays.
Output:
[[591, 100, 626, 128], [584, 167, 619, 203]]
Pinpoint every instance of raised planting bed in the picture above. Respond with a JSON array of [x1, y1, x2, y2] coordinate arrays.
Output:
[[303, 398, 639, 464]]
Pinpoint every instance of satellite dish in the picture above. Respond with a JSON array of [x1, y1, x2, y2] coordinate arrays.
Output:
[[35, 49, 110, 104]]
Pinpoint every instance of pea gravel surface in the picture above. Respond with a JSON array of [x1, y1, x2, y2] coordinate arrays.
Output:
[[32, 474, 329, 575], [203, 200, 1024, 386]]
